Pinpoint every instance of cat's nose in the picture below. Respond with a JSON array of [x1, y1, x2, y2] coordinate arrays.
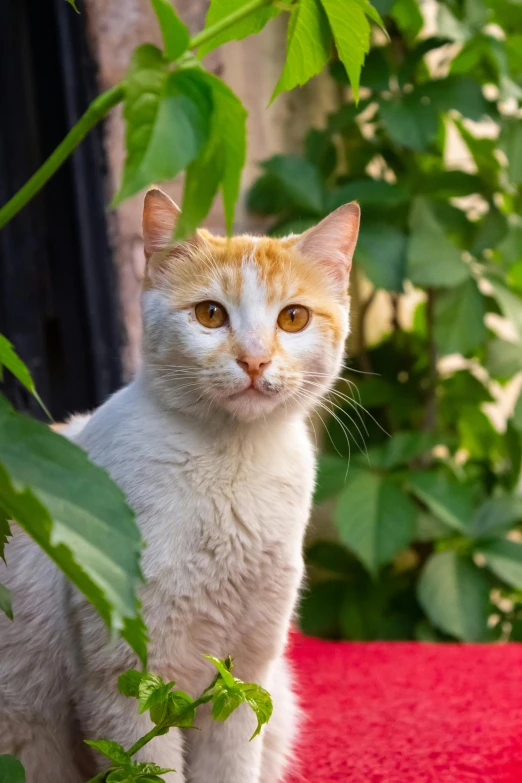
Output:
[[237, 354, 272, 379]]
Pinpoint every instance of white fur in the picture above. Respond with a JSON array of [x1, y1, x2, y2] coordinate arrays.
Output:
[[0, 244, 350, 783]]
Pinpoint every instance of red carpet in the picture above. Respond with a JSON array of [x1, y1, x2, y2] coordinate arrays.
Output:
[[287, 633, 522, 783]]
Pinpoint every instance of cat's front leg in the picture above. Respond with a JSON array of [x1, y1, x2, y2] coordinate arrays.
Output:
[[185, 702, 263, 783]]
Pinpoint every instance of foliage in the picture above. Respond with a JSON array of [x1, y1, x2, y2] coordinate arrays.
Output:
[[249, 0, 522, 642], [0, 0, 384, 233], [1, 656, 272, 783]]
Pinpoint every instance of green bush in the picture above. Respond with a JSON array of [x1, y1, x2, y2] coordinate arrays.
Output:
[[249, 0, 522, 643]]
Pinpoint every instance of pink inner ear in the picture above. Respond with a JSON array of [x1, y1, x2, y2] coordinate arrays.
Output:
[[296, 203, 361, 281], [143, 189, 180, 258]]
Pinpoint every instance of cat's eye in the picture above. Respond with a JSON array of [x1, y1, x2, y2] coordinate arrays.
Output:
[[195, 301, 227, 328], [277, 305, 310, 333]]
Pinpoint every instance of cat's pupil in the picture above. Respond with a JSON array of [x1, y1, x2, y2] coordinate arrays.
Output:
[[209, 305, 216, 319], [290, 309, 295, 322]]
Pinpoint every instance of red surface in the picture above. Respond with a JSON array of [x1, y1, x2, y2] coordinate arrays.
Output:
[[287, 633, 522, 783]]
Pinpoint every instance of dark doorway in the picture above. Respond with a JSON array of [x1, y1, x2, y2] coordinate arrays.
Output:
[[0, 0, 122, 421]]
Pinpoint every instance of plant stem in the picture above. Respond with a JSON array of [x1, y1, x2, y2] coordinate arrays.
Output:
[[423, 287, 438, 432], [0, 84, 124, 230], [127, 725, 164, 757], [189, 0, 274, 50], [0, 0, 278, 230]]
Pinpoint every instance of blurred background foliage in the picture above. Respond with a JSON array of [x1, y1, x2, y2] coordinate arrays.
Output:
[[249, 0, 522, 643]]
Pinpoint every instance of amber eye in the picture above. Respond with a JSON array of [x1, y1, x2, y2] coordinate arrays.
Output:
[[195, 301, 227, 328], [277, 305, 310, 333]]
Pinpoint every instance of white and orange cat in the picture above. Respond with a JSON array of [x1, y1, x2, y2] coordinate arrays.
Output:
[[0, 189, 360, 783]]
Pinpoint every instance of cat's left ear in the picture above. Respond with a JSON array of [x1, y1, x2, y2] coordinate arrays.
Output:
[[142, 187, 181, 259], [295, 203, 360, 292]]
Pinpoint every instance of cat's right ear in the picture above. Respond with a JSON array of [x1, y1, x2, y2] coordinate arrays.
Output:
[[142, 188, 180, 259]]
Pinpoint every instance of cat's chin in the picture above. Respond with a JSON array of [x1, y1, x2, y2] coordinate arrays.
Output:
[[220, 387, 283, 421]]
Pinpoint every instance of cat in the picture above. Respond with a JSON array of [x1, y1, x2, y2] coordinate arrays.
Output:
[[0, 188, 360, 783]]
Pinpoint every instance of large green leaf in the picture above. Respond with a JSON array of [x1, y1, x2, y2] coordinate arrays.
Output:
[[477, 539, 522, 590], [0, 756, 25, 783], [320, 0, 383, 102], [407, 471, 475, 533], [150, 0, 190, 61], [0, 509, 12, 562], [114, 47, 213, 204], [366, 431, 443, 469], [417, 551, 489, 641], [198, 0, 279, 57], [486, 276, 522, 341], [469, 497, 522, 538], [487, 338, 522, 379], [313, 455, 352, 504], [356, 223, 407, 292], [390, 0, 423, 41], [406, 198, 469, 287], [380, 94, 439, 151], [433, 278, 486, 356], [454, 119, 500, 186], [334, 471, 416, 575], [176, 71, 246, 236], [261, 155, 324, 214], [0, 396, 146, 663], [272, 0, 332, 101]]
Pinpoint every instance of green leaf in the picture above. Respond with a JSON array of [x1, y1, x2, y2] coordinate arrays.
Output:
[[420, 170, 483, 200], [84, 740, 131, 766], [0, 396, 146, 663], [118, 669, 144, 698], [150, 690, 195, 728], [65, 0, 80, 11], [366, 431, 443, 469], [417, 551, 489, 641], [478, 539, 522, 589], [407, 471, 475, 533], [198, 0, 279, 57], [356, 223, 407, 292], [486, 276, 522, 342], [242, 682, 273, 740], [0, 510, 12, 563], [134, 763, 176, 776], [406, 198, 469, 287], [0, 756, 25, 783], [177, 71, 246, 236], [415, 512, 454, 542], [313, 454, 351, 504], [454, 118, 499, 186], [487, 338, 522, 379], [380, 94, 439, 151], [390, 0, 423, 41], [211, 682, 244, 722], [150, 0, 190, 61], [261, 155, 324, 214], [203, 654, 235, 688], [0, 583, 13, 620], [334, 472, 416, 575], [114, 47, 213, 204], [326, 179, 408, 210], [0, 335, 49, 417], [272, 0, 332, 101], [433, 278, 486, 356], [422, 76, 487, 121], [472, 206, 508, 254], [138, 673, 165, 714], [320, 0, 382, 102], [469, 497, 522, 539]]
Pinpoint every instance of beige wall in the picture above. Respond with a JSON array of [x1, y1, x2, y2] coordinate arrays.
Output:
[[84, 0, 338, 376]]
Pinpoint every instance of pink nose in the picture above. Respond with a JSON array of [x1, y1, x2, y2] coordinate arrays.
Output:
[[237, 354, 271, 379]]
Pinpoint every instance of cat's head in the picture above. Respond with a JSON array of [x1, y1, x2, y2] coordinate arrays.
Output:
[[140, 188, 360, 422]]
